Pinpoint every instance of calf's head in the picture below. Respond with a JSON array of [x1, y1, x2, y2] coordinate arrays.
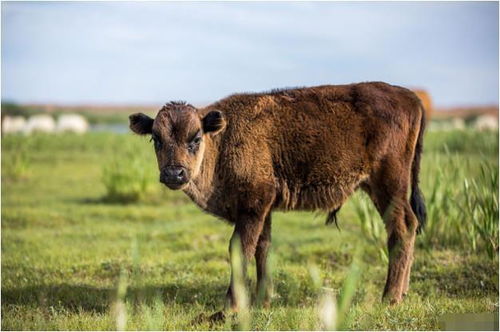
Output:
[[129, 102, 225, 190]]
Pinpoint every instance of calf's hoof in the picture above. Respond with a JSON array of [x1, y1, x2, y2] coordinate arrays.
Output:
[[208, 310, 227, 323], [389, 297, 403, 305], [382, 292, 403, 305], [191, 310, 229, 327]]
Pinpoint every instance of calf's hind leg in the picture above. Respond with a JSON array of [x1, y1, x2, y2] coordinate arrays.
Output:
[[255, 213, 273, 307], [368, 164, 418, 304], [382, 200, 417, 304]]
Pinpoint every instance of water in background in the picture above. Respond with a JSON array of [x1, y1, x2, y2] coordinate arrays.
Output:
[[90, 124, 129, 134]]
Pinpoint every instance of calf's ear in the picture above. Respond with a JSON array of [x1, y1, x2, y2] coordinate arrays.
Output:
[[129, 113, 153, 135], [202, 110, 226, 135]]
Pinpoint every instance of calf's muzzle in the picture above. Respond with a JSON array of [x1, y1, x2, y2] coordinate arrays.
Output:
[[160, 166, 189, 189]]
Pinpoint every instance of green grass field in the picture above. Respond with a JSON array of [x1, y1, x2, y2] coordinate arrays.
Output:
[[2, 129, 498, 330]]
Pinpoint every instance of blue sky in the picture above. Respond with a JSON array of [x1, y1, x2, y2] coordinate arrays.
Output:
[[2, 1, 498, 107]]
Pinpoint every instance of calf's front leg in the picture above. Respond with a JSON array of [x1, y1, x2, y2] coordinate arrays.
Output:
[[225, 186, 275, 312]]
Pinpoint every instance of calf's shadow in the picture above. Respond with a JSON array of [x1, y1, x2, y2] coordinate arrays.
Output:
[[2, 282, 226, 314]]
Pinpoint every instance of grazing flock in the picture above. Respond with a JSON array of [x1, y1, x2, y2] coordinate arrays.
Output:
[[2, 114, 89, 134]]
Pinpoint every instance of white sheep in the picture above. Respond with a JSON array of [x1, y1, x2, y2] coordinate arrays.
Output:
[[474, 115, 498, 131], [56, 114, 89, 134], [23, 115, 56, 134], [2, 116, 26, 134]]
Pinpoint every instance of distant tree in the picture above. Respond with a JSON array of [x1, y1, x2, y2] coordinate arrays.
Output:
[[1, 102, 35, 117]]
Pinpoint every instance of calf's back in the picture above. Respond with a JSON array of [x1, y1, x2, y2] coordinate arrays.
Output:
[[195, 82, 423, 217]]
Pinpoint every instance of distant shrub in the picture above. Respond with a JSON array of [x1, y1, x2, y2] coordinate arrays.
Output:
[[2, 136, 32, 180], [102, 149, 155, 203], [1, 102, 36, 117], [3, 147, 31, 180]]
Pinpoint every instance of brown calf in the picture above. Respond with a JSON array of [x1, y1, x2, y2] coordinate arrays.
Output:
[[129, 81, 426, 308]]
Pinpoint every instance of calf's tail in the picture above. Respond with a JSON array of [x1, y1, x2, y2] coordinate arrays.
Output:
[[410, 103, 427, 234]]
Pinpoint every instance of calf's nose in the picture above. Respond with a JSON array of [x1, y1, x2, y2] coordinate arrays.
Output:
[[161, 166, 187, 184]]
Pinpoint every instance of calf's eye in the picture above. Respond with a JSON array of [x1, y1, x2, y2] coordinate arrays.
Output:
[[150, 136, 162, 150], [188, 134, 202, 153]]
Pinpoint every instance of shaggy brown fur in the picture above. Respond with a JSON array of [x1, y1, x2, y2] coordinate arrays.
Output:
[[129, 81, 427, 309]]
